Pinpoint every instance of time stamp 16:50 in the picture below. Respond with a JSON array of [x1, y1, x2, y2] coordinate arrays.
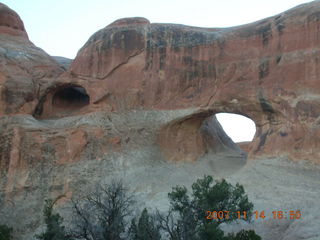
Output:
[[205, 210, 302, 220]]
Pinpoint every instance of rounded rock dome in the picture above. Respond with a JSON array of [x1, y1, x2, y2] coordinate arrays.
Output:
[[108, 17, 150, 27], [0, 3, 28, 38]]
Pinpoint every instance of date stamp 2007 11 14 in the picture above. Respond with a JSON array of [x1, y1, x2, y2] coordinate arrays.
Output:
[[205, 210, 302, 220]]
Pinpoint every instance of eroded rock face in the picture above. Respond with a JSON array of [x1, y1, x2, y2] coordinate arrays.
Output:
[[0, 4, 64, 116], [0, 3, 27, 38], [52, 56, 72, 70], [1, 2, 320, 239], [63, 1, 320, 163]]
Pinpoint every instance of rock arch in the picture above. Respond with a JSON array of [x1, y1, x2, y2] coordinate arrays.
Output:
[[156, 103, 278, 163]]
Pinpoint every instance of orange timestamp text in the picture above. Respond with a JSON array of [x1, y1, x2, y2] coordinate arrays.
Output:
[[205, 210, 302, 220]]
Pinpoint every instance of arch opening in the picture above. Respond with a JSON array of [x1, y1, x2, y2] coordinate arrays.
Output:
[[158, 111, 257, 175], [215, 113, 256, 153]]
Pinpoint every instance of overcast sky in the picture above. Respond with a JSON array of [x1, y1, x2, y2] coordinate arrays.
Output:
[[2, 0, 313, 59], [2, 0, 313, 142]]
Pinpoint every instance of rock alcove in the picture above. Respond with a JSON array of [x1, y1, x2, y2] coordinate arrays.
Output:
[[52, 86, 89, 109], [33, 84, 90, 119]]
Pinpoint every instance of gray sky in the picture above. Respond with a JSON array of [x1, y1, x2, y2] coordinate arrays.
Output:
[[2, 0, 313, 58]]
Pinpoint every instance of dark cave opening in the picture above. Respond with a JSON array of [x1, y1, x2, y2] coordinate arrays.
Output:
[[52, 86, 90, 109], [33, 84, 90, 119]]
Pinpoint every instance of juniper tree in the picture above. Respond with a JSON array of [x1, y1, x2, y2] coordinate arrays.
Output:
[[158, 175, 260, 240], [35, 199, 69, 240], [129, 208, 161, 240]]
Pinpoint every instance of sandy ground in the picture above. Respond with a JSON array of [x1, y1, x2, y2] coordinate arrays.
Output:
[[226, 157, 320, 240], [106, 150, 320, 240], [1, 112, 320, 240]]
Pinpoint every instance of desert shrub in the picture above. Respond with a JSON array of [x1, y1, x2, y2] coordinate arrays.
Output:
[[69, 180, 134, 240], [35, 199, 69, 240], [0, 225, 13, 240], [157, 175, 258, 240], [226, 229, 261, 240], [36, 176, 260, 240]]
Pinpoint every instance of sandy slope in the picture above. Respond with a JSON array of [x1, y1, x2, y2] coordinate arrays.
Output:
[[225, 157, 320, 240], [1, 112, 319, 240]]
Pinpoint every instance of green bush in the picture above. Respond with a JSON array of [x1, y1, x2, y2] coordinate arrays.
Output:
[[35, 199, 69, 240], [169, 176, 254, 223], [226, 229, 261, 240], [159, 175, 258, 240], [0, 225, 13, 240]]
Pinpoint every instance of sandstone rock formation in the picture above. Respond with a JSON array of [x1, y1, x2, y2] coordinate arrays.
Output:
[[0, 3, 27, 38], [1, 2, 320, 240], [52, 56, 72, 70], [32, 2, 320, 163], [0, 3, 64, 116]]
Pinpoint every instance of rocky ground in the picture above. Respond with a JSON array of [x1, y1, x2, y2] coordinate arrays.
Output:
[[1, 111, 319, 240]]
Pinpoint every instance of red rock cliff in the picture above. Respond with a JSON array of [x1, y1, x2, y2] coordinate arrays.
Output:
[[1, 2, 320, 170], [58, 2, 320, 162]]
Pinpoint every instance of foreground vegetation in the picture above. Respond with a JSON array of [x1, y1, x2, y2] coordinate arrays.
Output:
[[1, 175, 261, 240], [0, 225, 13, 240], [34, 175, 260, 240]]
